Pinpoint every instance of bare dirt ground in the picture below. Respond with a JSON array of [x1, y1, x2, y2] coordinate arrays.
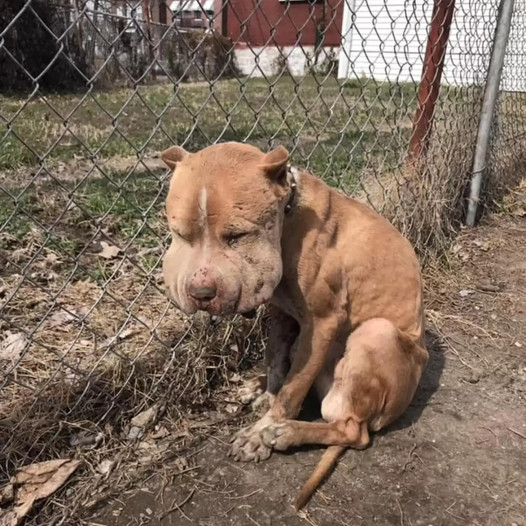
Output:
[[89, 205, 526, 526]]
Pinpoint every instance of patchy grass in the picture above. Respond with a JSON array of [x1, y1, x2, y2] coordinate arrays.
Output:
[[0, 76, 418, 188], [0, 75, 424, 291], [0, 74, 490, 524], [0, 169, 166, 284], [0, 76, 421, 511]]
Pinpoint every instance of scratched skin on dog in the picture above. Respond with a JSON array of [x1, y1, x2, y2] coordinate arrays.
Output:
[[161, 142, 428, 509]]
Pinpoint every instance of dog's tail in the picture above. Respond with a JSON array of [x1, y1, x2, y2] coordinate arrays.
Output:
[[294, 445, 346, 510]]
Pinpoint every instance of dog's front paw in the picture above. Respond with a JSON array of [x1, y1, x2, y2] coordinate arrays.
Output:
[[260, 422, 297, 451], [237, 377, 265, 406], [229, 424, 272, 462], [251, 391, 275, 414]]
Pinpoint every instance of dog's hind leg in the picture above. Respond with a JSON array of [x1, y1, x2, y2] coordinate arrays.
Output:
[[259, 417, 369, 511], [261, 317, 427, 509], [259, 416, 370, 450]]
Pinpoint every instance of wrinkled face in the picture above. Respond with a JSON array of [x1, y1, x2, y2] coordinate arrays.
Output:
[[162, 142, 291, 317]]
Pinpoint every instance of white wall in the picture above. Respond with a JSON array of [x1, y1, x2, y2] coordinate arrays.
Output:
[[501, 1, 526, 91], [235, 45, 339, 77], [338, 0, 502, 89]]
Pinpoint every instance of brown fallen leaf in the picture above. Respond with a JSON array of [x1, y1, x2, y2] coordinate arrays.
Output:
[[96, 459, 115, 479], [118, 327, 138, 340], [151, 426, 170, 439], [0, 458, 81, 526], [0, 484, 14, 506], [97, 241, 121, 259], [0, 332, 26, 364], [47, 306, 89, 329], [99, 326, 139, 350], [126, 403, 163, 440], [477, 283, 503, 293]]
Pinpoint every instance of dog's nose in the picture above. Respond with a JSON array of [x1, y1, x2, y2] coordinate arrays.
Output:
[[188, 285, 217, 301]]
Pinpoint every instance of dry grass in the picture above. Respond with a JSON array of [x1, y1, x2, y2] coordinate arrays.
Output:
[[1, 75, 522, 523], [0, 238, 267, 522], [374, 94, 483, 262], [0, 150, 267, 523]]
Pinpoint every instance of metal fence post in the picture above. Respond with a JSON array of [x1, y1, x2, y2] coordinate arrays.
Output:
[[465, 0, 515, 227], [408, 0, 456, 161]]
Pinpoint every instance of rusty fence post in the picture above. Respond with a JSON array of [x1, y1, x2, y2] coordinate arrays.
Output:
[[221, 0, 229, 36], [408, 0, 456, 161]]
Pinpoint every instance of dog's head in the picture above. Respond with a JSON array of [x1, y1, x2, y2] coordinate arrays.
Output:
[[161, 142, 293, 316]]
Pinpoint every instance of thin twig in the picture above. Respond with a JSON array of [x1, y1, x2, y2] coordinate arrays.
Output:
[[159, 488, 195, 521], [479, 426, 499, 446], [226, 488, 263, 500], [400, 443, 418, 473], [297, 509, 321, 526], [445, 507, 464, 521], [245, 514, 263, 526], [396, 499, 405, 526], [187, 445, 209, 458], [507, 426, 526, 440], [172, 465, 201, 477]]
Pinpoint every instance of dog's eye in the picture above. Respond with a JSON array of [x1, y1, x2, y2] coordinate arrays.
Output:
[[224, 231, 250, 246]]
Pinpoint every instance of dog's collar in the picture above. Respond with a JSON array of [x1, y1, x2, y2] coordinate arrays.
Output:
[[284, 164, 298, 215]]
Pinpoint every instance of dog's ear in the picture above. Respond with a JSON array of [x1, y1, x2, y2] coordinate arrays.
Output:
[[259, 146, 289, 183], [161, 145, 190, 170]]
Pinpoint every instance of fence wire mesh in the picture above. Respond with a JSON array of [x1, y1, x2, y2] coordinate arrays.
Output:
[[0, 0, 525, 522]]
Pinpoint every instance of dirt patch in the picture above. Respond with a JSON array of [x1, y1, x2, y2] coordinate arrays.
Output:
[[0, 154, 168, 188], [84, 206, 526, 525]]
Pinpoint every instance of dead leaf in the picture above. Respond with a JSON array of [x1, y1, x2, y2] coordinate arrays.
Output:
[[480, 241, 491, 252], [151, 426, 170, 439], [99, 325, 138, 350], [47, 310, 75, 328], [0, 510, 18, 526], [118, 327, 138, 340], [451, 243, 462, 255], [0, 332, 26, 364], [477, 283, 503, 293], [126, 403, 163, 440], [45, 252, 61, 268], [173, 457, 189, 472], [229, 373, 242, 383], [225, 403, 239, 414], [131, 403, 162, 428], [10, 247, 30, 263], [69, 431, 103, 449], [96, 459, 115, 478], [512, 206, 526, 217], [97, 241, 121, 259], [47, 306, 89, 329], [0, 459, 80, 525], [459, 289, 475, 298]]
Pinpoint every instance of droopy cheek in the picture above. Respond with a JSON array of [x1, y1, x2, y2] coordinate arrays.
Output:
[[162, 242, 191, 292]]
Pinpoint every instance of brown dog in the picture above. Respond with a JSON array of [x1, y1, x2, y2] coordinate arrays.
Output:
[[161, 142, 428, 509]]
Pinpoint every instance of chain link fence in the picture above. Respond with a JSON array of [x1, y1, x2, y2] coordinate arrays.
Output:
[[1, 0, 525, 522]]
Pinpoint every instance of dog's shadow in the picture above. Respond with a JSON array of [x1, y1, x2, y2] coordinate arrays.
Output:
[[382, 329, 445, 433], [294, 329, 445, 441]]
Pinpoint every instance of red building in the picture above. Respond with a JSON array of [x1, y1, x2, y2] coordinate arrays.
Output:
[[215, 0, 343, 48]]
